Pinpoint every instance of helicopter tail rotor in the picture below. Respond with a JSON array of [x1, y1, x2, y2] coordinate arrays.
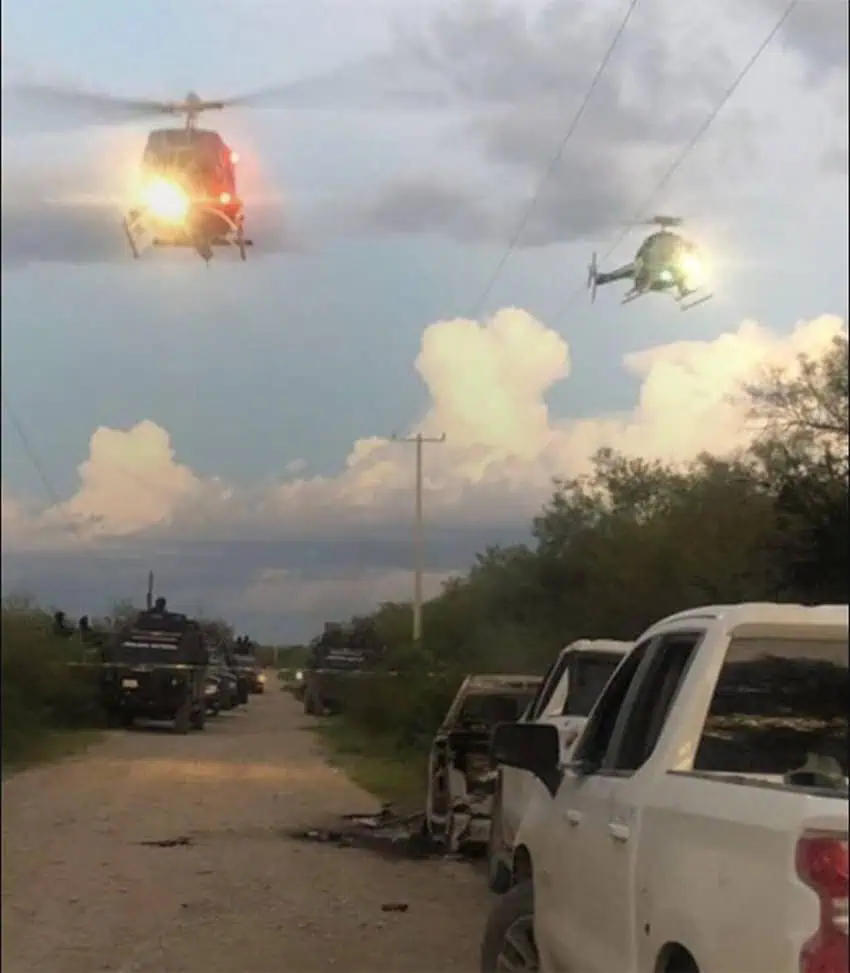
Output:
[[587, 252, 599, 303]]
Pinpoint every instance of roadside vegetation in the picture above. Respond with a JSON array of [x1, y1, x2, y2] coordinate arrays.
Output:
[[0, 604, 244, 770], [313, 332, 849, 803], [1, 601, 106, 769]]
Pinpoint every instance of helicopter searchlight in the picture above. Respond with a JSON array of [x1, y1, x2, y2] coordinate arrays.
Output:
[[587, 216, 713, 312], [141, 178, 191, 224]]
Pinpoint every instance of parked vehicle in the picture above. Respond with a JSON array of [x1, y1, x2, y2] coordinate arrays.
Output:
[[208, 647, 239, 710], [100, 600, 209, 733], [425, 674, 541, 854], [482, 603, 849, 973], [487, 639, 631, 893], [204, 673, 223, 715], [248, 664, 266, 694]]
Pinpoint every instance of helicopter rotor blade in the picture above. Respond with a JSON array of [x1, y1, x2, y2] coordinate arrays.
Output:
[[637, 215, 684, 228], [212, 58, 460, 113], [3, 82, 175, 128]]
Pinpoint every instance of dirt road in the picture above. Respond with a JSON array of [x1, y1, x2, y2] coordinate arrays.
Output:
[[2, 680, 489, 973]]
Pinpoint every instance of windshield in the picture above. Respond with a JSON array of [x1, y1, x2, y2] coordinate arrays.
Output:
[[458, 692, 537, 726], [563, 654, 624, 717], [313, 647, 369, 671]]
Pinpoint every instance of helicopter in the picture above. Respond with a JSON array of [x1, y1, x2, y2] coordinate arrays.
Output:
[[6, 74, 471, 266], [587, 216, 713, 311], [5, 86, 262, 263]]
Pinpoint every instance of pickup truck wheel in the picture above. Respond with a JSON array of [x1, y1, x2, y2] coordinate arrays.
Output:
[[486, 797, 513, 894], [480, 880, 537, 973]]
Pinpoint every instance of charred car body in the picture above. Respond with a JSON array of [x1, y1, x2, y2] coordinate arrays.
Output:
[[424, 674, 541, 854], [99, 600, 209, 733], [303, 621, 385, 716]]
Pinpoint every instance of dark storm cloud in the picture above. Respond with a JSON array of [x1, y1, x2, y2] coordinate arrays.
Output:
[[1, 524, 530, 641], [763, 0, 849, 81], [350, 0, 743, 246]]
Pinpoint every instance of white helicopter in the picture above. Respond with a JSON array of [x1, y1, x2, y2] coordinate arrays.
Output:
[[588, 216, 713, 311]]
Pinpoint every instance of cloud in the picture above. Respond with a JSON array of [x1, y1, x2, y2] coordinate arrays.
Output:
[[239, 567, 454, 616], [763, 0, 848, 82], [348, 0, 765, 246], [3, 308, 846, 635]]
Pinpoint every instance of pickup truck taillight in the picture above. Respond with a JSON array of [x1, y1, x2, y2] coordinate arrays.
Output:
[[796, 831, 849, 973]]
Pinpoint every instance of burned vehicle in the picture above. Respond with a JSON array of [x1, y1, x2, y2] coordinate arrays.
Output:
[[99, 599, 209, 733], [303, 621, 385, 716], [424, 674, 541, 854]]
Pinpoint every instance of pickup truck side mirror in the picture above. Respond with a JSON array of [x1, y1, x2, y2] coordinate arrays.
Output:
[[491, 722, 563, 797]]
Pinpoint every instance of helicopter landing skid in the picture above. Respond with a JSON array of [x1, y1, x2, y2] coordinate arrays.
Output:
[[620, 289, 644, 306], [677, 292, 713, 312], [123, 205, 252, 262]]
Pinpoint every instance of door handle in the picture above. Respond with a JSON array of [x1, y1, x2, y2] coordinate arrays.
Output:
[[564, 809, 582, 827], [607, 820, 630, 842]]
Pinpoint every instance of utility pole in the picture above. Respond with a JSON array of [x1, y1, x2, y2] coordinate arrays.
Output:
[[146, 571, 155, 610], [390, 432, 446, 644]]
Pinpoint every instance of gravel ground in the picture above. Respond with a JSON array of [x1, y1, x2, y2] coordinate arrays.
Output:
[[2, 680, 490, 972]]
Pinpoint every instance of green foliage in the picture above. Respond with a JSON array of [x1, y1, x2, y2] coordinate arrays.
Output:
[[1, 604, 106, 766], [317, 334, 850, 788]]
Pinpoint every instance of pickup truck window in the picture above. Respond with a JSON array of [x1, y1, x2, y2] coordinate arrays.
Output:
[[562, 654, 625, 717], [526, 652, 571, 722], [606, 633, 700, 772], [571, 638, 654, 767], [693, 636, 849, 784]]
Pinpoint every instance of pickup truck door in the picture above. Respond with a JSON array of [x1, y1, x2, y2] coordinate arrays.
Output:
[[536, 638, 655, 973], [502, 652, 572, 847], [564, 632, 701, 973]]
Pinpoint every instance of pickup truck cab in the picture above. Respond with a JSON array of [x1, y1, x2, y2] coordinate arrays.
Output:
[[482, 603, 849, 973], [487, 639, 631, 892]]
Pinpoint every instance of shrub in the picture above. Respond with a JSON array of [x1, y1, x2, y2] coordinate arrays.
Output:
[[1, 604, 104, 764]]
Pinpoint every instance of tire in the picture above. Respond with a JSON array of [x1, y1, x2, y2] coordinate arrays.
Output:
[[174, 701, 192, 734], [304, 691, 316, 715], [486, 793, 513, 894], [480, 880, 537, 973], [120, 711, 135, 729], [191, 706, 206, 731]]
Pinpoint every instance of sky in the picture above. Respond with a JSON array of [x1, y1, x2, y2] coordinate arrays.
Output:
[[1, 0, 848, 641]]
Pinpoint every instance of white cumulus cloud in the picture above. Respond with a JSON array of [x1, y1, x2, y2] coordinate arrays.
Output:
[[2, 309, 846, 553]]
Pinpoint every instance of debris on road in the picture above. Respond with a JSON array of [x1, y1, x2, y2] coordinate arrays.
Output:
[[286, 803, 467, 861], [138, 835, 194, 848]]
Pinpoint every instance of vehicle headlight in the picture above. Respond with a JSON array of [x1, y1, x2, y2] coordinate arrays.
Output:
[[258, 673, 266, 683], [295, 670, 304, 682], [142, 178, 190, 223]]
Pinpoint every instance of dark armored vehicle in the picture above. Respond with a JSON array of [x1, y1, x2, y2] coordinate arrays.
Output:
[[100, 598, 209, 733], [302, 620, 385, 716]]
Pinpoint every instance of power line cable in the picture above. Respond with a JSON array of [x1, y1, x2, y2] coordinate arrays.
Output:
[[467, 0, 643, 320]]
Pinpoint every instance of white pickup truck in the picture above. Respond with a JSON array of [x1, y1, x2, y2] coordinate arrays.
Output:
[[482, 603, 849, 973], [487, 639, 632, 893]]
